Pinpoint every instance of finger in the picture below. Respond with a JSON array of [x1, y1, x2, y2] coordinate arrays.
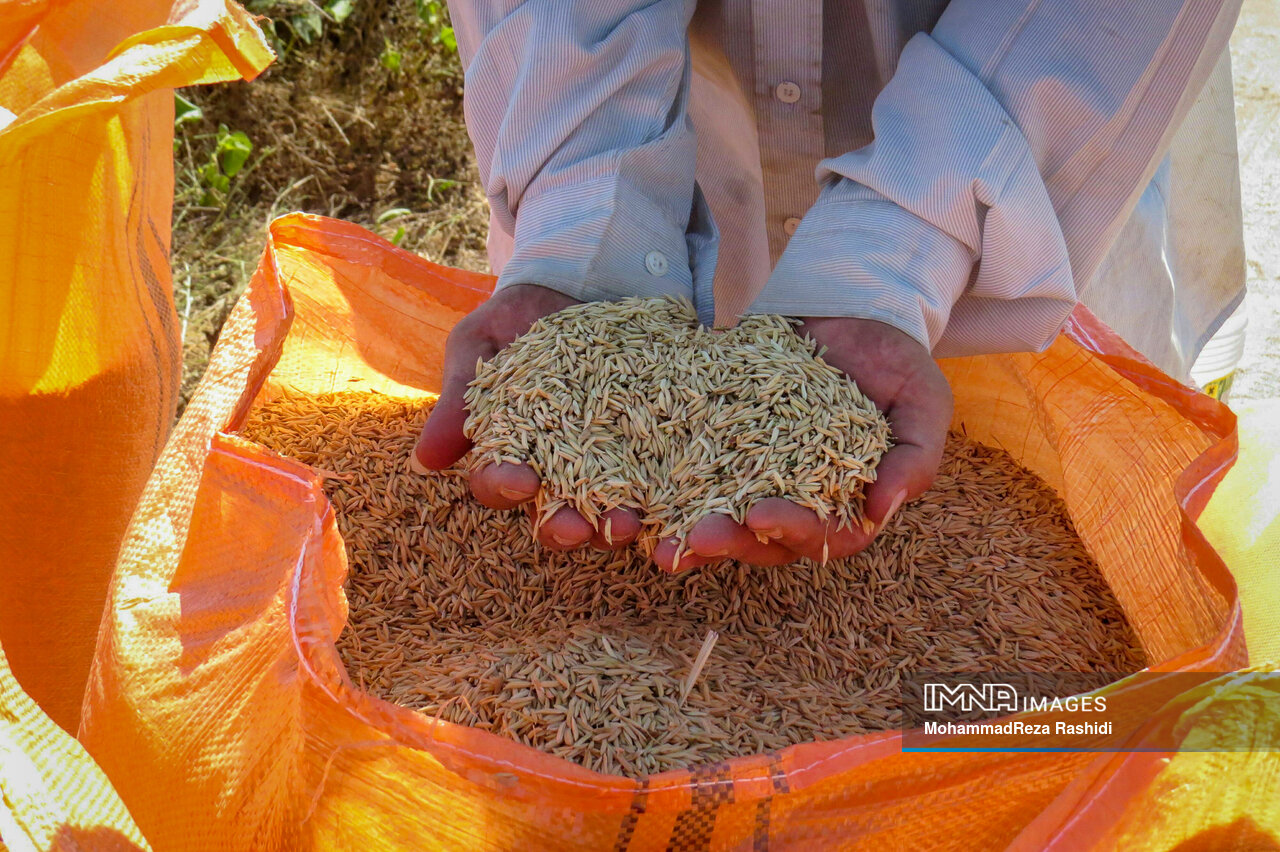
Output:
[[745, 498, 872, 561], [414, 322, 494, 470], [867, 373, 952, 527], [686, 513, 796, 567], [537, 506, 595, 550], [589, 508, 642, 551], [469, 462, 540, 509], [651, 538, 715, 573], [864, 446, 928, 529]]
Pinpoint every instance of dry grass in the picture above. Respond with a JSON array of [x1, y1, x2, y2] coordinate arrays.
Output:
[[241, 391, 1147, 777], [465, 297, 892, 553]]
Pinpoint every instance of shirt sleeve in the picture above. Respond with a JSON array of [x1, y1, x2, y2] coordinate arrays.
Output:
[[749, 0, 1242, 357], [449, 0, 712, 304]]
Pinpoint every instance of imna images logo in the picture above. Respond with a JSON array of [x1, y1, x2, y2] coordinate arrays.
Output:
[[920, 681, 1109, 715], [923, 682, 1018, 714]]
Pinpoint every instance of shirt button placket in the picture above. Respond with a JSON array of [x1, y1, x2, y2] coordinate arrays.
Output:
[[753, 0, 823, 263]]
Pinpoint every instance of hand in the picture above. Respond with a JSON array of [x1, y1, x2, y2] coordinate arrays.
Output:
[[414, 284, 643, 551], [652, 317, 953, 571]]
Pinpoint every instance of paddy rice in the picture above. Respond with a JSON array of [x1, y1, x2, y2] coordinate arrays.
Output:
[[463, 296, 893, 551], [241, 391, 1147, 777]]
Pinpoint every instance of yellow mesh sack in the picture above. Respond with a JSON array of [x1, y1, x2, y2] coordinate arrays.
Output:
[[0, 638, 150, 852], [0, 0, 272, 730]]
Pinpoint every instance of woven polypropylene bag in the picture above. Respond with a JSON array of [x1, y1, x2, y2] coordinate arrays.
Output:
[[1010, 666, 1280, 850], [80, 214, 1246, 851], [0, 0, 272, 732], [0, 639, 151, 852], [1201, 399, 1280, 664]]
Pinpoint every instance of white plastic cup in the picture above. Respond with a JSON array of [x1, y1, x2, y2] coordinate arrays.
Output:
[[1190, 300, 1249, 401]]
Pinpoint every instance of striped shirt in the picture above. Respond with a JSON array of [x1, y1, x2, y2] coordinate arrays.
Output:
[[449, 0, 1246, 379]]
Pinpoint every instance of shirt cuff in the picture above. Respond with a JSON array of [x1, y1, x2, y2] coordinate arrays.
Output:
[[497, 175, 696, 304], [750, 32, 1079, 356], [747, 181, 974, 351]]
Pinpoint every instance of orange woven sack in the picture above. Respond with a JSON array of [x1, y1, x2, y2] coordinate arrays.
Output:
[[0, 639, 151, 852], [80, 213, 1246, 851], [0, 0, 271, 731]]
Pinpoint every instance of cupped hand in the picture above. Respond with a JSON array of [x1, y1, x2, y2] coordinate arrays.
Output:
[[413, 284, 642, 552], [652, 317, 953, 571]]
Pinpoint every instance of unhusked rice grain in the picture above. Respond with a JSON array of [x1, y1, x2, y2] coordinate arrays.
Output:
[[241, 391, 1147, 777], [464, 297, 892, 551]]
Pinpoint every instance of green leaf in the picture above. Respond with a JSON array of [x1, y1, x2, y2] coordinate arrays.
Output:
[[174, 93, 203, 126], [439, 25, 456, 52], [215, 127, 254, 178], [200, 161, 230, 195], [391, 225, 407, 246], [326, 0, 354, 23], [291, 10, 324, 44], [380, 41, 402, 73], [425, 177, 458, 202], [413, 0, 440, 24], [377, 208, 413, 224]]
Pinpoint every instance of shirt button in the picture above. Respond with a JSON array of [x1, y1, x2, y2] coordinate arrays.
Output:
[[783, 217, 802, 236], [645, 250, 669, 276], [774, 81, 802, 104]]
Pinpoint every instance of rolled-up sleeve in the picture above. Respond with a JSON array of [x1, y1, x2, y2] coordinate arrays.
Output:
[[450, 0, 709, 303], [751, 0, 1241, 357]]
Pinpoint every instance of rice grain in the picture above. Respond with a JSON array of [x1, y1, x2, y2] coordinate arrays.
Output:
[[463, 297, 893, 551], [241, 391, 1147, 777]]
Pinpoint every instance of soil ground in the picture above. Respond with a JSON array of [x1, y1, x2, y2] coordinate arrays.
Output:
[[170, 0, 484, 410], [1230, 0, 1280, 403]]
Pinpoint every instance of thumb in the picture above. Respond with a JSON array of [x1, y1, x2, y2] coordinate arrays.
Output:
[[863, 442, 937, 527], [415, 330, 492, 470], [864, 374, 952, 528]]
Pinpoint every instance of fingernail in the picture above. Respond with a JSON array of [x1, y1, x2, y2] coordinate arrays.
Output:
[[499, 486, 531, 501], [879, 488, 908, 531], [700, 547, 730, 558], [758, 527, 783, 541], [550, 533, 579, 546], [408, 452, 429, 475]]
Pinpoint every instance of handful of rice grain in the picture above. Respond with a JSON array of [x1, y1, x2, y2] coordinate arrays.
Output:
[[463, 296, 893, 555]]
